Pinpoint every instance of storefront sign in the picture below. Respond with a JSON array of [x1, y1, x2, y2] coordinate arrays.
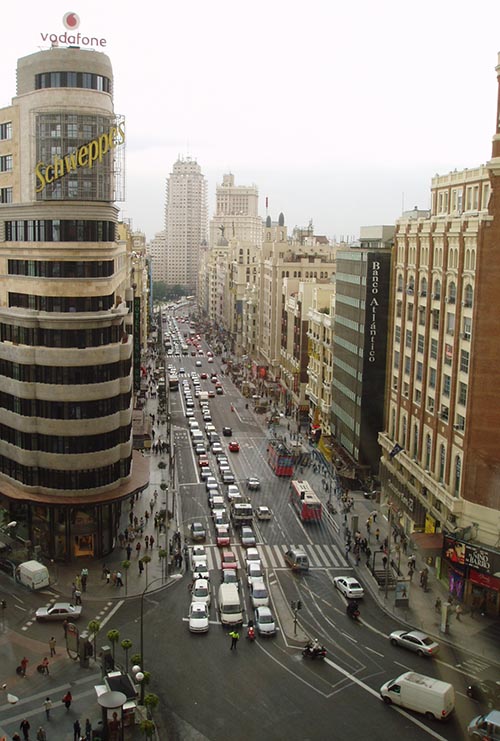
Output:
[[35, 123, 125, 193], [368, 261, 382, 363], [443, 535, 500, 577], [40, 13, 107, 49], [469, 569, 500, 591]]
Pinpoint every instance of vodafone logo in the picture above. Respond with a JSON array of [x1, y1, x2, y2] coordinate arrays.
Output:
[[63, 12, 80, 30]]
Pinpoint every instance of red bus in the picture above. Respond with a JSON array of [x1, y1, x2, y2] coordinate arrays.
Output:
[[290, 480, 323, 522], [267, 440, 294, 477]]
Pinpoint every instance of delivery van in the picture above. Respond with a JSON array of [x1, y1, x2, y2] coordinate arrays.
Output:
[[218, 583, 243, 626], [380, 671, 455, 720], [17, 560, 50, 590]]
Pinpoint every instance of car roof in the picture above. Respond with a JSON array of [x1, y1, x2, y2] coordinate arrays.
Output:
[[256, 606, 272, 616], [190, 602, 207, 611], [251, 580, 267, 590], [52, 602, 75, 609], [193, 578, 209, 587]]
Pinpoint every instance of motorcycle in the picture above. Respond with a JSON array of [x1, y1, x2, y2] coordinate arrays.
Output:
[[346, 601, 360, 621], [247, 621, 256, 642], [302, 641, 327, 660]]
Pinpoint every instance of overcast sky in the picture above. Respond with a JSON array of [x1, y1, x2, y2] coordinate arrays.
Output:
[[4, 1, 500, 241]]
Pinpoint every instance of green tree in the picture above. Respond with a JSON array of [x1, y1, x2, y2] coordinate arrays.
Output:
[[107, 629, 120, 663], [121, 639, 133, 668], [140, 719, 156, 738], [144, 692, 159, 720], [130, 652, 142, 666], [87, 619, 101, 661]]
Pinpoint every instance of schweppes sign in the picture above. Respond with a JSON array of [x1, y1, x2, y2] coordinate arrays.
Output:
[[35, 122, 125, 193]]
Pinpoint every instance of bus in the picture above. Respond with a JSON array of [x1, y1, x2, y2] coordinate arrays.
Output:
[[267, 440, 294, 477], [289, 480, 323, 522], [168, 374, 179, 391]]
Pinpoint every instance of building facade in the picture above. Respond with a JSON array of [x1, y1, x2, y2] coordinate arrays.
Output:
[[0, 47, 148, 561], [165, 156, 207, 292], [209, 173, 262, 248]]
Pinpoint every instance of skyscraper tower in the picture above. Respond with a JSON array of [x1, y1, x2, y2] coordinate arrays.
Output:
[[165, 157, 207, 292], [0, 46, 148, 561]]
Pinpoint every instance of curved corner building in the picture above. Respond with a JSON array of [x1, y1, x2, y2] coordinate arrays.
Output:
[[0, 47, 149, 560]]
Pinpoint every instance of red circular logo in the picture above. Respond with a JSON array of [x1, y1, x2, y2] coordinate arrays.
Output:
[[63, 12, 80, 30]]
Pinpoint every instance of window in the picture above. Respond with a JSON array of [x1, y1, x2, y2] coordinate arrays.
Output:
[[454, 456, 461, 496], [394, 351, 400, 370], [439, 444, 446, 482], [415, 389, 421, 404], [460, 350, 469, 374], [441, 406, 449, 422], [429, 368, 436, 389], [447, 282, 456, 304], [443, 375, 451, 397], [417, 334, 424, 353], [455, 414, 465, 431], [395, 326, 401, 344], [432, 310, 440, 331], [407, 303, 414, 322], [0, 121, 12, 140], [0, 187, 13, 203], [396, 301, 402, 318], [425, 434, 432, 469], [463, 284, 473, 307], [433, 280, 441, 299], [397, 274, 403, 293], [416, 362, 423, 381], [0, 154, 13, 172], [427, 396, 434, 413], [430, 338, 438, 359], [420, 277, 427, 297], [446, 312, 455, 335], [404, 356, 411, 375], [462, 316, 471, 340], [405, 330, 412, 348], [458, 382, 467, 406]]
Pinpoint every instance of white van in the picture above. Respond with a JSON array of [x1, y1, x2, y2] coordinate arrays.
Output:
[[17, 560, 50, 590], [218, 583, 243, 626], [380, 671, 455, 720]]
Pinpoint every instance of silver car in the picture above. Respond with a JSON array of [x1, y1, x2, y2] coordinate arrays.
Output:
[[389, 630, 439, 657], [255, 606, 276, 636]]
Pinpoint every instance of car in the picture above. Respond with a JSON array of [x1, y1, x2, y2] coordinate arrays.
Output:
[[249, 580, 269, 609], [284, 548, 309, 571], [208, 389, 215, 397], [221, 569, 239, 588], [222, 472, 235, 484], [185, 399, 194, 408], [389, 630, 440, 657], [194, 443, 207, 455], [247, 561, 264, 586], [246, 477, 261, 491], [222, 426, 232, 437], [188, 602, 209, 633], [202, 413, 212, 422], [245, 547, 261, 566], [467, 679, 500, 708], [240, 526, 257, 548], [190, 522, 206, 541], [255, 506, 272, 520], [213, 510, 229, 527], [208, 357, 214, 363], [215, 387, 224, 395], [205, 476, 218, 490], [228, 441, 240, 452], [200, 467, 213, 480], [333, 576, 364, 599], [215, 524, 231, 547], [195, 360, 202, 367], [185, 409, 194, 418], [226, 485, 241, 501], [216, 453, 228, 463], [212, 443, 223, 454], [191, 578, 211, 606], [221, 549, 238, 571], [35, 602, 82, 621], [205, 423, 216, 433], [192, 562, 210, 581], [200, 372, 208, 379], [254, 606, 276, 636], [210, 375, 218, 384], [198, 457, 210, 468], [191, 544, 207, 563]]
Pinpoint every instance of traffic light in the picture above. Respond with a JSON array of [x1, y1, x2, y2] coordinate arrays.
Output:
[[296, 600, 302, 611]]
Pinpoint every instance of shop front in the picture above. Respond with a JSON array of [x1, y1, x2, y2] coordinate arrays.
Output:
[[379, 468, 427, 536], [442, 535, 500, 616]]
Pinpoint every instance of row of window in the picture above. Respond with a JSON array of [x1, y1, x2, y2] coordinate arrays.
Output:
[[9, 293, 114, 313], [8, 259, 114, 279], [35, 71, 111, 93], [397, 276, 474, 305], [0, 122, 12, 140], [0, 455, 131, 490], [0, 323, 125, 348], [394, 348, 469, 376], [0, 390, 131, 419], [0, 358, 131, 385], [5, 220, 116, 243], [0, 422, 131, 453]]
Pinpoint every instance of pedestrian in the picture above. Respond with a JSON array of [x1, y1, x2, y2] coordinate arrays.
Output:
[[149, 534, 155, 549], [85, 718, 92, 740], [20, 656, 29, 676], [366, 519, 371, 534], [71, 582, 77, 602], [62, 690, 72, 710], [116, 571, 123, 587], [40, 657, 50, 675], [36, 727, 47, 741], [75, 575, 81, 591], [408, 566, 414, 582], [43, 696, 52, 720], [455, 603, 463, 621], [371, 510, 377, 523], [20, 719, 31, 740], [136, 541, 141, 557], [73, 719, 81, 741], [365, 546, 371, 566], [105, 568, 111, 584], [129, 510, 133, 525], [126, 544, 132, 560], [74, 589, 82, 606], [153, 489, 158, 502], [145, 535, 149, 550], [49, 636, 56, 658], [229, 630, 239, 650], [63, 619, 69, 637], [144, 510, 149, 523], [81, 567, 88, 592], [382, 556, 388, 569], [408, 554, 416, 570], [123, 528, 128, 542], [149, 498, 154, 512], [375, 528, 380, 542], [138, 560, 144, 576]]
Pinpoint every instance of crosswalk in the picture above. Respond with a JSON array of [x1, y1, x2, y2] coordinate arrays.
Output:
[[194, 542, 349, 571]]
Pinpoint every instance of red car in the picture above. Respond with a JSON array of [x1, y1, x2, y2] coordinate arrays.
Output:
[[221, 549, 238, 570], [216, 524, 231, 547], [198, 456, 210, 467], [228, 441, 240, 453], [200, 372, 208, 379]]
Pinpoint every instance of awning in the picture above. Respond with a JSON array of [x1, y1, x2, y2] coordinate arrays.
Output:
[[410, 532, 444, 556]]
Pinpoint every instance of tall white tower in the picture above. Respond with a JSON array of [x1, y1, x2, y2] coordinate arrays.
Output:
[[165, 157, 208, 291]]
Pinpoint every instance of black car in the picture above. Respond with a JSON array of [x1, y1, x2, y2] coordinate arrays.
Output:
[[222, 426, 232, 437], [467, 680, 500, 708]]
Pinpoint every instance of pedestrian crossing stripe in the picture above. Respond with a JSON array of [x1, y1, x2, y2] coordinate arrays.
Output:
[[192, 543, 349, 571]]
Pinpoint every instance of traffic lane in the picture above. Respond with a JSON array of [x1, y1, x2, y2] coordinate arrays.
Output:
[[147, 580, 437, 741]]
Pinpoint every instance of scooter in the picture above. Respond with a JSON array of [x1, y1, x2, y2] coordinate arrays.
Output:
[[346, 601, 360, 621], [302, 641, 327, 660], [247, 621, 256, 642]]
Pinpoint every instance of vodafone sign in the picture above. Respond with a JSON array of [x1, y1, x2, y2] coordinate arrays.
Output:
[[40, 13, 107, 49]]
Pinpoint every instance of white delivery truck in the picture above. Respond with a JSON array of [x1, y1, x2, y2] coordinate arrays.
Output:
[[380, 671, 455, 720], [218, 583, 243, 626], [17, 560, 50, 590]]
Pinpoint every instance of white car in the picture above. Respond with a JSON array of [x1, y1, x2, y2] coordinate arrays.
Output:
[[255, 506, 272, 520], [191, 545, 207, 567], [333, 576, 364, 599], [247, 561, 264, 586], [188, 602, 209, 633], [245, 547, 261, 567], [191, 578, 211, 607], [254, 606, 276, 636], [226, 485, 241, 501], [249, 580, 269, 608], [192, 561, 209, 581]]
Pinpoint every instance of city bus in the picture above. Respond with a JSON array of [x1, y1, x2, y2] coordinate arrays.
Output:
[[267, 440, 294, 477], [168, 374, 179, 391], [289, 480, 323, 522]]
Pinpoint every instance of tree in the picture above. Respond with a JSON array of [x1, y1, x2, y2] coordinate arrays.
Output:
[[143, 692, 159, 720], [122, 559, 131, 596], [87, 619, 101, 661], [141, 555, 152, 586], [107, 629, 120, 663], [121, 639, 133, 668], [140, 719, 156, 739]]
